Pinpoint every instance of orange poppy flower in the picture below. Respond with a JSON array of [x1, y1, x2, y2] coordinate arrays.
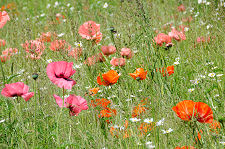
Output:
[[91, 98, 110, 108], [172, 100, 213, 123], [209, 120, 221, 134], [98, 108, 116, 118], [129, 68, 147, 80], [97, 70, 120, 86], [132, 103, 148, 117], [175, 146, 195, 149], [158, 65, 174, 77], [138, 122, 155, 136], [89, 87, 99, 96], [110, 120, 129, 138]]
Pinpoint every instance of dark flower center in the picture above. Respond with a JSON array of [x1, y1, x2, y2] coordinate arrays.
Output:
[[55, 73, 73, 81]]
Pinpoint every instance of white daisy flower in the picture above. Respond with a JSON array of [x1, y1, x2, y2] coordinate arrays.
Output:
[[144, 118, 154, 123], [188, 88, 195, 92], [47, 59, 53, 63], [129, 118, 141, 122], [173, 61, 180, 65], [156, 118, 165, 126], [58, 33, 65, 37], [103, 3, 108, 8], [208, 73, 216, 77], [162, 128, 173, 134], [217, 74, 224, 77]]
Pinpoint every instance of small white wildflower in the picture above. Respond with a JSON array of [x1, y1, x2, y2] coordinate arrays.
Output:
[[26, 18, 30, 20], [198, 74, 206, 78], [144, 118, 153, 123], [217, 74, 224, 77], [207, 24, 213, 29], [173, 61, 180, 65], [73, 63, 82, 69], [113, 125, 119, 129], [126, 98, 132, 102], [184, 27, 189, 32], [114, 33, 121, 38], [103, 3, 108, 8], [85, 86, 90, 89], [198, 0, 203, 4], [130, 95, 135, 98], [146, 142, 155, 149], [156, 118, 165, 126], [129, 118, 141, 122], [40, 13, 45, 17], [46, 4, 51, 8], [67, 3, 70, 7], [58, 33, 65, 37], [47, 59, 53, 63], [162, 128, 173, 134], [206, 62, 214, 65], [220, 142, 225, 145], [190, 79, 200, 85], [214, 94, 219, 97], [18, 69, 25, 74], [28, 76, 31, 79], [138, 90, 143, 92], [212, 66, 218, 70], [0, 119, 5, 123], [70, 7, 74, 11], [74, 41, 83, 47], [54, 1, 59, 7], [188, 88, 195, 92], [120, 126, 125, 130], [133, 50, 138, 53], [137, 142, 142, 145], [206, 2, 211, 5], [208, 73, 216, 77]]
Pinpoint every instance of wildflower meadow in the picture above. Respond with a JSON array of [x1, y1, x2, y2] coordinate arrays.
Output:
[[0, 0, 225, 148]]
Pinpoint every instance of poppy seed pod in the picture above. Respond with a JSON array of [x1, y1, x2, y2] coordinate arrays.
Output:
[[32, 73, 38, 80]]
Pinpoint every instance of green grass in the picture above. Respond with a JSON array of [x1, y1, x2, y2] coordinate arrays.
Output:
[[0, 0, 224, 148]]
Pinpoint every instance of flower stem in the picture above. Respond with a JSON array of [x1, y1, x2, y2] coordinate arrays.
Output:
[[57, 87, 65, 146]]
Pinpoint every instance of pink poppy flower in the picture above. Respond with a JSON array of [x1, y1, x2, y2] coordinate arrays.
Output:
[[53, 94, 88, 116], [46, 61, 76, 90], [0, 11, 10, 28], [177, 4, 185, 12], [110, 57, 126, 66], [40, 32, 56, 42], [78, 21, 102, 44], [68, 47, 82, 60], [101, 45, 116, 56], [168, 28, 186, 41], [1, 82, 34, 101], [120, 48, 133, 59], [84, 53, 105, 66], [0, 39, 6, 47], [2, 48, 18, 56], [182, 16, 193, 23], [196, 36, 211, 44], [21, 40, 45, 59], [154, 33, 172, 47], [49, 40, 69, 51]]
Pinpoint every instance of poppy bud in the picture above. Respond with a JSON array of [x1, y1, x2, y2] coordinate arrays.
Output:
[[136, 77, 141, 81], [110, 27, 117, 33], [32, 73, 38, 80]]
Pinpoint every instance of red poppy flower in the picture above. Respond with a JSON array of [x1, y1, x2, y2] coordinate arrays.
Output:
[[68, 47, 82, 60], [46, 61, 76, 90], [2, 48, 18, 56], [98, 107, 117, 118], [53, 94, 88, 116], [97, 70, 120, 86], [101, 45, 116, 56], [172, 100, 213, 123], [0, 11, 10, 28], [129, 68, 147, 80], [154, 33, 172, 47], [1, 82, 34, 101], [110, 57, 126, 67], [168, 28, 186, 41], [78, 21, 102, 44], [209, 120, 221, 134]]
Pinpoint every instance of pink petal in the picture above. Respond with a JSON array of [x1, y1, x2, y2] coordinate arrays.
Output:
[[22, 92, 34, 101], [53, 94, 67, 108]]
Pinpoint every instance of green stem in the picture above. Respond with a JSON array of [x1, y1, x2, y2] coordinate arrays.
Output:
[[0, 60, 6, 85], [57, 87, 65, 146]]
